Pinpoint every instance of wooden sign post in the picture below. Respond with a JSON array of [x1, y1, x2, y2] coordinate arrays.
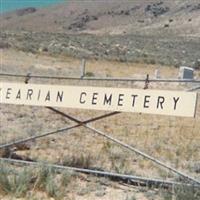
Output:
[[0, 82, 197, 117]]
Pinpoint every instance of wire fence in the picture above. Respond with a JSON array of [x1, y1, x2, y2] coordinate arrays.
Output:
[[0, 73, 200, 190], [0, 72, 200, 83]]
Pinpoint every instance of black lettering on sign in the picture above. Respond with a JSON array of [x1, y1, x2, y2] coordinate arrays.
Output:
[[45, 91, 50, 101], [118, 94, 124, 106], [57, 91, 64, 102], [37, 90, 41, 100], [27, 89, 33, 100], [131, 95, 138, 107], [92, 93, 98, 105], [144, 95, 150, 108], [103, 94, 112, 105], [16, 89, 21, 99], [173, 97, 180, 110], [80, 92, 87, 104], [157, 96, 165, 109], [6, 88, 12, 99]]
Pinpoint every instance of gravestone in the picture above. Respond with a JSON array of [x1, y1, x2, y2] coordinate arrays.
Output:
[[154, 68, 161, 79], [179, 66, 194, 79]]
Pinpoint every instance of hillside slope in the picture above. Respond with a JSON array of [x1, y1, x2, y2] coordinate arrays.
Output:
[[1, 0, 200, 37]]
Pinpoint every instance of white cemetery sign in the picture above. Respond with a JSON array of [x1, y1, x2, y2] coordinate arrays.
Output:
[[0, 82, 197, 117]]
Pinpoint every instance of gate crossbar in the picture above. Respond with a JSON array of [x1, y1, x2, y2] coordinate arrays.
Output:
[[0, 111, 119, 149], [47, 107, 200, 185], [1, 158, 200, 189]]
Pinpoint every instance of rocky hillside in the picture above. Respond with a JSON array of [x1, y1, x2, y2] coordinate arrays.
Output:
[[1, 0, 200, 37]]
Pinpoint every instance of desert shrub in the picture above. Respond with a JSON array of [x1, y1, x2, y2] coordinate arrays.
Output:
[[0, 164, 32, 197], [193, 59, 200, 70], [62, 154, 93, 169], [125, 194, 137, 200], [149, 58, 156, 65], [0, 164, 12, 194], [174, 186, 200, 200], [0, 42, 10, 49], [174, 63, 180, 68], [45, 174, 60, 198], [85, 71, 95, 77], [0, 163, 73, 199], [161, 185, 200, 200]]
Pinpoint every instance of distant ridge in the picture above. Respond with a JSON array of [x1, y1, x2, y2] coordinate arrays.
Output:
[[1, 0, 200, 37]]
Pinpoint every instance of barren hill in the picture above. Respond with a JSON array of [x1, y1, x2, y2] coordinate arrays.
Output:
[[1, 0, 200, 67], [1, 0, 200, 37]]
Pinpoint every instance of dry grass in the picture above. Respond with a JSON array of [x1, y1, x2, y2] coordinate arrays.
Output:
[[0, 162, 75, 199]]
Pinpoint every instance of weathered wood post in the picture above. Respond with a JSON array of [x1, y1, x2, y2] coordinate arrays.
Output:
[[80, 59, 86, 79]]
